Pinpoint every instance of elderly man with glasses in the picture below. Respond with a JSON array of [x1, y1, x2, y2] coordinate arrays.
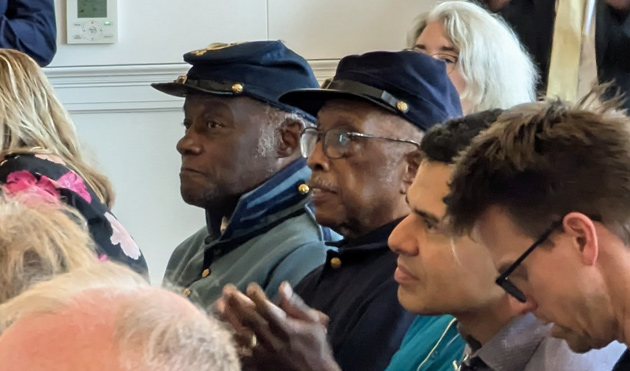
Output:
[[219, 108, 625, 371], [219, 50, 462, 371]]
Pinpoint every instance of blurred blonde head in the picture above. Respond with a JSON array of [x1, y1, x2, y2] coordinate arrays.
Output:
[[0, 188, 98, 304], [0, 262, 240, 371], [0, 48, 114, 206], [409, 1, 537, 113]]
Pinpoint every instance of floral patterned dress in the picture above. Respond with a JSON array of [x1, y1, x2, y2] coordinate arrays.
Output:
[[0, 153, 149, 277]]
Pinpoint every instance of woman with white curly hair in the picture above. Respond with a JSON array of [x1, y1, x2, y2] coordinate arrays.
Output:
[[407, 1, 538, 114]]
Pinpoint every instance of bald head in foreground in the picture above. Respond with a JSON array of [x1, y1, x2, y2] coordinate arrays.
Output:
[[0, 262, 239, 371]]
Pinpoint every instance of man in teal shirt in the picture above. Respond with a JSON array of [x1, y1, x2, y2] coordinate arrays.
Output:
[[388, 110, 623, 371], [217, 109, 623, 371]]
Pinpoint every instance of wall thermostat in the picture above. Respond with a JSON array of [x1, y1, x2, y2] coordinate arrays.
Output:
[[67, 0, 118, 44]]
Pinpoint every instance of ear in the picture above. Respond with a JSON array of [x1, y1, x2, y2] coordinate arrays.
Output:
[[400, 151, 422, 194], [494, 289, 538, 317], [562, 212, 599, 266], [277, 119, 303, 158], [506, 294, 538, 316]]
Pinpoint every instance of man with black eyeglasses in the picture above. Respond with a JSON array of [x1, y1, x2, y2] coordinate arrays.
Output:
[[218, 50, 462, 371], [445, 92, 630, 370], [387, 111, 624, 371], [218, 108, 624, 371]]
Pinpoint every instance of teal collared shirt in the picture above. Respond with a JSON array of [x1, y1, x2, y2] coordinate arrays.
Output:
[[163, 159, 336, 309], [385, 315, 465, 371]]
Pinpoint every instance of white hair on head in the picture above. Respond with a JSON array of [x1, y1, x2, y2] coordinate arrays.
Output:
[[408, 1, 538, 112], [0, 262, 145, 331], [116, 289, 240, 371], [257, 107, 313, 157], [257, 122, 279, 158], [375, 112, 424, 184], [284, 111, 315, 128], [0, 262, 240, 371]]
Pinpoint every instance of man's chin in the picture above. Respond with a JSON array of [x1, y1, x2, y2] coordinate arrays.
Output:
[[566, 339, 598, 354], [313, 211, 343, 232], [180, 189, 214, 209], [551, 325, 597, 353], [397, 288, 443, 316]]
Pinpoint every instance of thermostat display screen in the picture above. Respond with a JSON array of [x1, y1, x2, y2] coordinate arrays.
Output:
[[78, 0, 107, 18]]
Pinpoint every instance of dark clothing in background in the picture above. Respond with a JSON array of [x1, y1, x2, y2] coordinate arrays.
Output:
[[613, 349, 630, 370], [0, 0, 57, 66], [295, 219, 416, 371], [483, 0, 630, 109]]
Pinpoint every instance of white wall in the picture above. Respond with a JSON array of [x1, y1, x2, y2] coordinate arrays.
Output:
[[51, 0, 429, 66], [51, 0, 268, 66], [268, 0, 427, 59], [72, 110, 204, 283], [47, 0, 434, 283]]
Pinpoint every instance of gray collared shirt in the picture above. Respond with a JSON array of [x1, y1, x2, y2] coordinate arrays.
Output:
[[460, 313, 625, 371]]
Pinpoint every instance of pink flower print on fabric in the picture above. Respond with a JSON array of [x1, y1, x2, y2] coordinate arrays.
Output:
[[4, 170, 61, 205], [34, 154, 66, 165], [104, 212, 141, 260], [54, 171, 92, 203]]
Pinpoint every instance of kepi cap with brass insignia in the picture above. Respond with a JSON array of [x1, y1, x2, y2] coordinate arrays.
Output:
[[279, 51, 462, 131], [152, 41, 319, 117]]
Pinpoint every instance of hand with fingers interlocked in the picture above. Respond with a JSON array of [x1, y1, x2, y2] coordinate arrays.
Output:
[[216, 281, 341, 371]]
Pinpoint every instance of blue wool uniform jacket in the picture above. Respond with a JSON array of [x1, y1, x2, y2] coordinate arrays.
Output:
[[163, 159, 335, 309]]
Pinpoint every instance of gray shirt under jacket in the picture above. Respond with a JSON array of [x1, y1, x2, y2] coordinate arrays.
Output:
[[458, 313, 626, 371]]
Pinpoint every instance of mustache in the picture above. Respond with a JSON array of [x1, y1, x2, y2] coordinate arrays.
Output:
[[308, 175, 338, 192]]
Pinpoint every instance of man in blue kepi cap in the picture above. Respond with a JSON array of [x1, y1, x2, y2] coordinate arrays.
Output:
[[151, 41, 335, 309], [218, 50, 463, 371]]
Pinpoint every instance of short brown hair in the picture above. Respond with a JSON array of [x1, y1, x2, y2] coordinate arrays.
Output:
[[446, 91, 630, 242]]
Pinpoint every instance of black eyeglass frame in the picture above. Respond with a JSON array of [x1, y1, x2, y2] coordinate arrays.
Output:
[[494, 220, 563, 303], [495, 214, 603, 303], [300, 127, 421, 159]]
